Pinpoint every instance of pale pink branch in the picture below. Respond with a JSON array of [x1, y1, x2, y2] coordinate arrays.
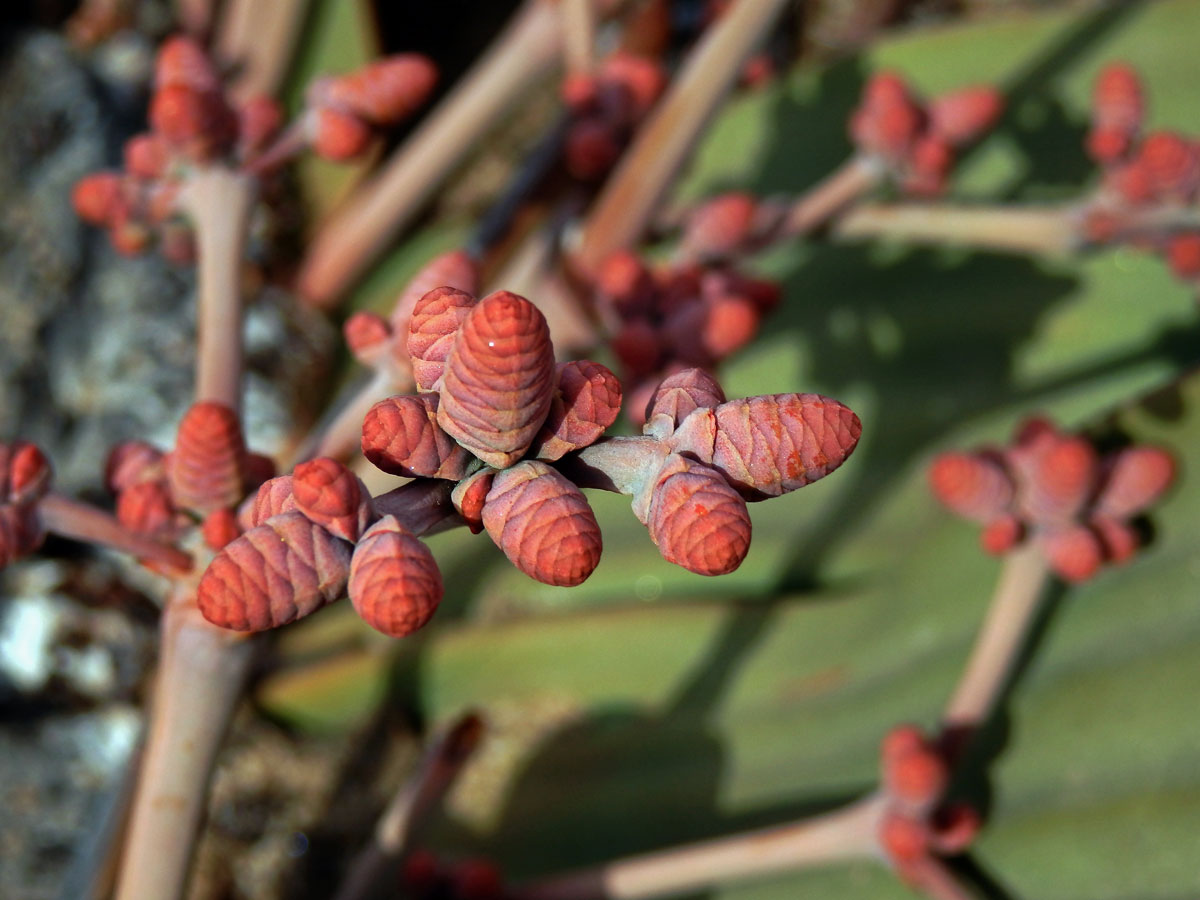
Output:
[[573, 0, 795, 274], [183, 168, 257, 413], [217, 0, 312, 102], [562, 0, 596, 77], [114, 594, 257, 900], [515, 794, 886, 900], [781, 155, 885, 238], [38, 493, 192, 573], [833, 203, 1081, 255]]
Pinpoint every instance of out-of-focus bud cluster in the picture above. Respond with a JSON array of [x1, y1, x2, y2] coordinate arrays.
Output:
[[877, 726, 980, 885], [849, 72, 1004, 196], [71, 35, 436, 259], [1081, 63, 1200, 289], [929, 417, 1175, 583], [401, 850, 504, 900], [592, 249, 780, 424], [0, 442, 53, 570], [561, 52, 666, 181], [106, 403, 276, 571]]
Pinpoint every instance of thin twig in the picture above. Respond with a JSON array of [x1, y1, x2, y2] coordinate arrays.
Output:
[[333, 712, 485, 900], [297, 0, 578, 308], [38, 493, 192, 573], [562, 0, 596, 77], [941, 543, 1051, 742], [184, 168, 257, 413], [514, 794, 886, 900], [780, 155, 884, 238], [833, 203, 1081, 256], [113, 593, 257, 900], [573, 0, 794, 275]]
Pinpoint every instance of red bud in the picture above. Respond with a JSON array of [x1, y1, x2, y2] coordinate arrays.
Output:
[[1040, 524, 1104, 583], [168, 401, 247, 515], [309, 105, 373, 161], [72, 173, 124, 226], [1091, 63, 1143, 144], [565, 118, 622, 180], [202, 507, 241, 550], [237, 95, 284, 155], [482, 461, 602, 586], [928, 452, 1014, 522], [242, 475, 297, 529], [1138, 131, 1200, 199], [1166, 233, 1200, 280], [343, 311, 393, 365], [645, 368, 726, 432], [451, 468, 495, 534], [530, 361, 622, 461], [1095, 446, 1175, 519], [292, 457, 375, 542], [155, 35, 220, 92], [980, 514, 1024, 555], [124, 134, 170, 179], [0, 504, 44, 570], [1013, 436, 1098, 526], [646, 454, 751, 576], [1091, 515, 1139, 564], [198, 511, 352, 631], [927, 86, 1004, 147], [437, 292, 557, 469], [362, 394, 473, 480], [323, 55, 438, 125], [348, 516, 443, 637], [116, 481, 176, 537], [679, 192, 757, 261], [6, 443, 52, 504], [407, 286, 477, 391], [389, 250, 480, 336], [105, 441, 165, 493]]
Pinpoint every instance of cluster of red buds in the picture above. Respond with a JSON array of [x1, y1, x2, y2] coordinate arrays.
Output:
[[877, 726, 980, 888], [1082, 63, 1200, 287], [561, 52, 666, 181], [593, 249, 780, 423], [70, 36, 436, 258], [197, 286, 860, 638], [104, 403, 277, 563], [929, 417, 1175, 583], [849, 72, 1004, 196], [402, 850, 503, 900], [0, 442, 53, 570]]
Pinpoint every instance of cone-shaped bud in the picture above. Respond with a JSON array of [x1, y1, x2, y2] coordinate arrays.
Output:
[[850, 72, 923, 162], [902, 136, 953, 196], [362, 394, 473, 480], [452, 468, 495, 534], [598, 52, 665, 121], [202, 507, 241, 551], [1091, 515, 1139, 564], [1040, 524, 1103, 583], [116, 481, 177, 537], [344, 311, 393, 366], [168, 401, 246, 515], [437, 292, 556, 469], [881, 727, 947, 812], [105, 441, 165, 493], [1095, 446, 1174, 519], [155, 34, 220, 91], [238, 95, 284, 155], [72, 173, 123, 226], [645, 368, 726, 434], [928, 452, 1013, 522], [309, 105, 373, 161], [389, 250, 479, 337], [150, 85, 236, 159], [595, 250, 655, 315], [980, 514, 1023, 555], [565, 118, 621, 181], [927, 86, 1004, 147], [669, 394, 863, 499], [324, 55, 438, 125], [292, 457, 376, 542], [5, 442, 51, 504], [530, 361, 622, 461], [198, 511, 352, 631], [241, 475, 297, 529], [1166, 233, 1200, 280], [878, 812, 928, 865], [1138, 131, 1200, 199], [1090, 63, 1143, 146], [348, 516, 444, 637], [1014, 436, 1098, 525], [408, 287, 477, 391], [124, 134, 169, 179], [679, 192, 757, 261], [482, 461, 602, 586], [666, 292, 760, 366], [646, 454, 751, 576]]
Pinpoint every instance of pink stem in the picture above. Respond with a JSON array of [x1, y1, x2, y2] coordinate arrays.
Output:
[[833, 203, 1081, 255], [37, 493, 192, 573], [781, 155, 884, 237]]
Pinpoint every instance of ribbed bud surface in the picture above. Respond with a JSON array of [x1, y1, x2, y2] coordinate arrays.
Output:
[[116, 481, 177, 537], [5, 442, 51, 504], [698, 394, 862, 498], [293, 457, 375, 542], [1095, 446, 1175, 519], [531, 361, 622, 461], [105, 441, 165, 493], [198, 512, 352, 631], [390, 250, 479, 336], [437, 292, 556, 469], [243, 475, 297, 529], [645, 368, 726, 434], [928, 452, 1014, 522], [325, 55, 437, 125], [202, 508, 241, 551], [1013, 436, 1098, 525], [451, 469, 494, 534], [362, 394, 472, 480], [646, 455, 751, 576], [168, 401, 247, 515], [482, 461, 602, 586], [344, 311, 392, 363], [348, 516, 444, 637], [407, 287, 476, 391]]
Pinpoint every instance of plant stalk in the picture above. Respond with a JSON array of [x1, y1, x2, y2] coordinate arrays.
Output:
[[185, 168, 257, 413], [217, 0, 311, 101], [113, 591, 257, 900], [515, 794, 886, 900], [573, 0, 794, 274], [833, 203, 1081, 256], [781, 155, 884, 238], [38, 493, 192, 573], [941, 543, 1051, 741], [562, 0, 596, 77]]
